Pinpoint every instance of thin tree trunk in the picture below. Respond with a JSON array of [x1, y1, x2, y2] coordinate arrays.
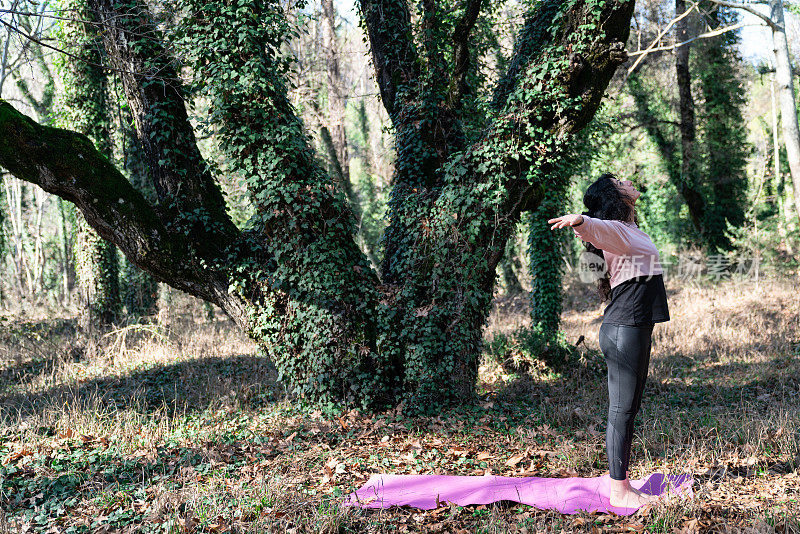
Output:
[[769, 0, 800, 223], [772, 75, 781, 194], [58, 198, 72, 305], [321, 0, 350, 190], [3, 176, 27, 297], [627, 72, 704, 245], [771, 75, 794, 254], [675, 0, 706, 235], [781, 174, 797, 252], [30, 186, 46, 296]]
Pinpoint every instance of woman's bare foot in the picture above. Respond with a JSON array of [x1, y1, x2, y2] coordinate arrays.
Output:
[[608, 477, 660, 508]]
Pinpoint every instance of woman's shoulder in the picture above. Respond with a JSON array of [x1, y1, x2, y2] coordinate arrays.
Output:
[[585, 216, 635, 228]]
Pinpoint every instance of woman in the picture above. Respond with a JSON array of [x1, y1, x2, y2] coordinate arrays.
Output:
[[548, 173, 670, 509]]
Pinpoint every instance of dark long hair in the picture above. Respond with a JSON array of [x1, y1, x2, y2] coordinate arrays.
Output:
[[580, 173, 639, 301]]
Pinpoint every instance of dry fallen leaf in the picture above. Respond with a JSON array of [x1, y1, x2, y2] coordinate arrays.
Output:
[[505, 454, 525, 468], [673, 517, 701, 534]]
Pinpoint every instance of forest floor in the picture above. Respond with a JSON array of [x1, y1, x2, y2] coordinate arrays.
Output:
[[0, 275, 798, 533]]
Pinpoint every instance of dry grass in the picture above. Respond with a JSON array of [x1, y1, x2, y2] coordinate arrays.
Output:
[[0, 275, 798, 532]]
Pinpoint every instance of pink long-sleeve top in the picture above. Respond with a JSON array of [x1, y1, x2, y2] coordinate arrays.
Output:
[[571, 216, 664, 288]]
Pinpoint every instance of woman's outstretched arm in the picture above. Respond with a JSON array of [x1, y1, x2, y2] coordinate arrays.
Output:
[[548, 214, 632, 256]]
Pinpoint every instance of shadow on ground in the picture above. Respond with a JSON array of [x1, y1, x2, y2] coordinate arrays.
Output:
[[0, 353, 280, 421]]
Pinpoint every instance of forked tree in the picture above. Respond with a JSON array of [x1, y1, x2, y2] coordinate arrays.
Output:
[[0, 0, 634, 412]]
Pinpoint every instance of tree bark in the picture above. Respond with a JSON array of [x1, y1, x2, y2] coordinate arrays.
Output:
[[88, 0, 239, 246], [768, 0, 800, 223], [58, 198, 73, 305]]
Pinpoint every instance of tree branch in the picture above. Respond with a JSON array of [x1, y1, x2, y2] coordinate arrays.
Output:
[[625, 22, 754, 80], [489, 0, 635, 214], [358, 0, 421, 121], [88, 0, 238, 244], [0, 99, 221, 303], [448, 0, 482, 108], [624, 1, 699, 78], [705, 0, 781, 29], [491, 0, 563, 111]]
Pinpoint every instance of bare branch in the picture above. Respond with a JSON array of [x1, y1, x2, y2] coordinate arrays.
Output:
[[625, 1, 699, 79], [626, 21, 754, 72], [0, 15, 179, 83], [705, 0, 781, 29]]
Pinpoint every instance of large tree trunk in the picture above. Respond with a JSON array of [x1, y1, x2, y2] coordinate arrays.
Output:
[[769, 0, 800, 224], [0, 0, 634, 412], [92, 0, 399, 409], [358, 0, 633, 407]]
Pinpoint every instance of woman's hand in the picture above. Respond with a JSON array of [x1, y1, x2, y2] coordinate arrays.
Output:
[[548, 214, 584, 230]]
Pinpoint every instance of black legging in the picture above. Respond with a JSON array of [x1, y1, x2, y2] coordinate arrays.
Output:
[[598, 321, 654, 481]]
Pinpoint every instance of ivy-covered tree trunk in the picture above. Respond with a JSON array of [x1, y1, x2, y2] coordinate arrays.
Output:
[[56, 0, 121, 328], [498, 237, 523, 295], [0, 0, 634, 412], [695, 3, 748, 251], [119, 101, 159, 316], [76, 222, 120, 326], [528, 179, 568, 334]]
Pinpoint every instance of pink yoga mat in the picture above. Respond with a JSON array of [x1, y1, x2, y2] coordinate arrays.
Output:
[[344, 473, 693, 515]]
